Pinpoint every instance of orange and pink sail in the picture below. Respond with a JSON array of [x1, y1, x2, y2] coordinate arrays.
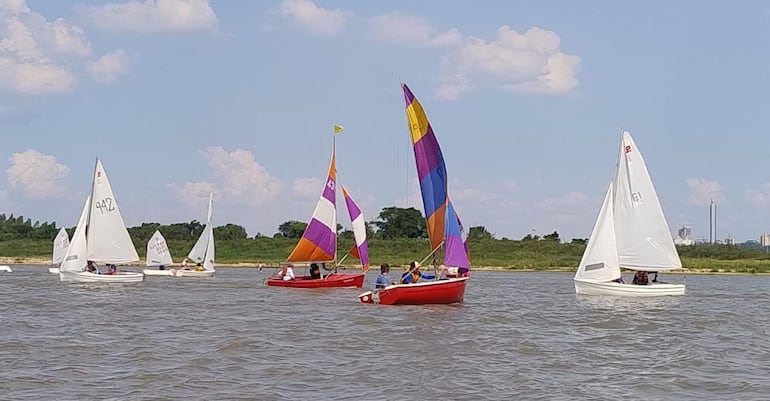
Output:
[[402, 83, 470, 274], [287, 147, 337, 263]]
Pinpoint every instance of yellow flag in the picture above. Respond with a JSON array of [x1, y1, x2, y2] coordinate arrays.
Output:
[[333, 125, 344, 134]]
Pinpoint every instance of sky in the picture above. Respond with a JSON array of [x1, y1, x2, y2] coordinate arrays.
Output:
[[2, 0, 770, 243]]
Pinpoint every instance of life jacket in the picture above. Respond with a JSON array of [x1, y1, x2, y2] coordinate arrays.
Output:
[[281, 266, 288, 276]]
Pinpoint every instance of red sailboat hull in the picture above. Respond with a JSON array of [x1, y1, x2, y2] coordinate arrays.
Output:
[[267, 273, 365, 289], [358, 277, 469, 305]]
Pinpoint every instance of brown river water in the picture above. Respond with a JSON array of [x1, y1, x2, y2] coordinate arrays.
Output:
[[1, 266, 769, 400]]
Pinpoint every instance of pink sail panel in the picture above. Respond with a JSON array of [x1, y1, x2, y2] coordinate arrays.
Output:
[[342, 185, 370, 272], [287, 147, 337, 262]]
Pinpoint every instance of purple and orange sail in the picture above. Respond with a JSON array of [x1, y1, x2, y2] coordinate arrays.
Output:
[[287, 147, 337, 263], [402, 82, 470, 274], [342, 186, 370, 272]]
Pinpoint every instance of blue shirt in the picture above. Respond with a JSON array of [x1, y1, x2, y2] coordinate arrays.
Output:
[[375, 273, 391, 289]]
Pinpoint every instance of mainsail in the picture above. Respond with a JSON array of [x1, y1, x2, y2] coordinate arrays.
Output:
[[52, 227, 70, 266], [187, 193, 215, 271], [342, 185, 370, 272], [147, 230, 173, 267], [287, 146, 337, 263], [87, 159, 139, 264], [402, 83, 470, 270]]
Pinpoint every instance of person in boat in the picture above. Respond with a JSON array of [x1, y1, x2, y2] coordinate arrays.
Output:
[[651, 272, 668, 284], [194, 263, 205, 272], [400, 261, 436, 284], [159, 264, 166, 271], [280, 264, 296, 281], [309, 263, 322, 279], [86, 260, 97, 274], [107, 264, 119, 275], [375, 263, 393, 289], [632, 271, 649, 285], [181, 258, 189, 269], [612, 276, 625, 284]]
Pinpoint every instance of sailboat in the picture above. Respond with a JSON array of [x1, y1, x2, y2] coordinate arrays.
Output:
[[573, 130, 685, 296], [48, 227, 70, 274], [175, 193, 215, 277], [266, 136, 366, 289], [143, 230, 175, 276], [358, 83, 470, 305], [59, 159, 143, 283]]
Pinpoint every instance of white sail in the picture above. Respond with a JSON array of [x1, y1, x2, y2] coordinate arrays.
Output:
[[187, 193, 215, 271], [59, 196, 90, 273], [203, 224, 215, 271], [52, 227, 70, 266], [146, 230, 173, 267], [613, 131, 681, 271], [86, 159, 139, 264], [575, 184, 621, 282]]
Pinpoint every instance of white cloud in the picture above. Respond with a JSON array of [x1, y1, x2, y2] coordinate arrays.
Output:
[[166, 180, 216, 211], [280, 0, 350, 36], [291, 176, 322, 199], [745, 183, 770, 208], [536, 191, 590, 212], [368, 13, 462, 47], [0, 0, 131, 94], [437, 26, 580, 99], [87, 49, 131, 83], [83, 0, 218, 33], [6, 149, 69, 199], [200, 147, 282, 205], [685, 177, 725, 205]]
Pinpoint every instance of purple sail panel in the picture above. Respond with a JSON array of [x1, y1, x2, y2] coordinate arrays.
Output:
[[444, 201, 470, 271]]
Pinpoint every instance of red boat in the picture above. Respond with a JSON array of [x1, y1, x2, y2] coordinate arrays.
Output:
[[358, 277, 469, 305], [267, 273, 365, 289]]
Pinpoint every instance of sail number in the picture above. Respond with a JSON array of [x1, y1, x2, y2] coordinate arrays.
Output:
[[326, 178, 335, 191], [95, 197, 116, 214], [625, 145, 632, 153]]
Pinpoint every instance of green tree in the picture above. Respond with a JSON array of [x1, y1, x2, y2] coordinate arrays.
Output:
[[543, 231, 560, 242], [277, 220, 308, 238], [214, 224, 248, 240], [373, 207, 426, 239], [468, 226, 494, 240]]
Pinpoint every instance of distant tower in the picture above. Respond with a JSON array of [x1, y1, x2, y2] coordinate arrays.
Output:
[[709, 199, 717, 244]]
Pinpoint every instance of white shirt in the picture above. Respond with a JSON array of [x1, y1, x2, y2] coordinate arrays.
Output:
[[282, 267, 295, 281]]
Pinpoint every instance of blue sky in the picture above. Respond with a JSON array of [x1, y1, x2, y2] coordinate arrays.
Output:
[[2, 0, 770, 243]]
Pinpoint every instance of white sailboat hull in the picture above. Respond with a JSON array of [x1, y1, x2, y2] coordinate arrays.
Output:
[[574, 279, 685, 297], [174, 269, 215, 278], [48, 267, 60, 274], [59, 270, 144, 283], [142, 268, 175, 276], [0, 265, 12, 273]]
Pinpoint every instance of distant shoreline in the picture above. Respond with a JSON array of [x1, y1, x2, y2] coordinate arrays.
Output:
[[5, 257, 770, 275]]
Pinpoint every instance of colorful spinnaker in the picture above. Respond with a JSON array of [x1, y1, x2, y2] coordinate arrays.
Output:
[[402, 82, 470, 274], [287, 147, 337, 263], [342, 186, 370, 272]]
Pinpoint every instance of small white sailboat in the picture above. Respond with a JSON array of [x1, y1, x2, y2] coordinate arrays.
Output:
[[175, 193, 215, 278], [59, 159, 143, 283], [0, 265, 11, 273], [574, 130, 684, 296], [48, 227, 70, 274], [143, 230, 175, 276]]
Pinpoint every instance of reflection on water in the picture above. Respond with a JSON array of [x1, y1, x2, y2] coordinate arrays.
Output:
[[1, 267, 769, 400]]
